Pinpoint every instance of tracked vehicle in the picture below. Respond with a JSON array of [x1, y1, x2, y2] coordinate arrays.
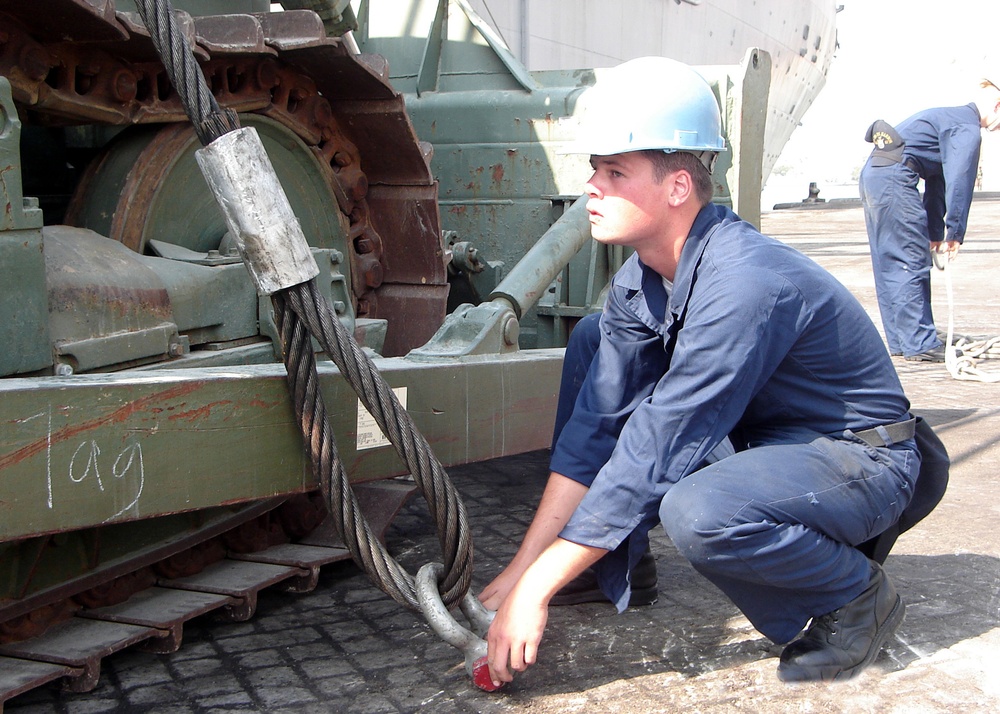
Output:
[[0, 0, 772, 705]]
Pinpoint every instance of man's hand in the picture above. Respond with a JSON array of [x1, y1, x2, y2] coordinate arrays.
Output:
[[479, 566, 524, 611], [931, 240, 961, 261], [484, 538, 607, 687], [478, 473, 590, 611], [486, 579, 549, 685]]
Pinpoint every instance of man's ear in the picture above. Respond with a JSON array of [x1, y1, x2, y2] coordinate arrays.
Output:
[[667, 169, 694, 206]]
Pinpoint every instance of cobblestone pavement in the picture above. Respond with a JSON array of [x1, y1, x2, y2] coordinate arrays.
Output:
[[7, 199, 1000, 713]]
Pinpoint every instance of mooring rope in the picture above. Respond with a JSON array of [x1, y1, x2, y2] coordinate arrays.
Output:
[[936, 249, 1000, 383]]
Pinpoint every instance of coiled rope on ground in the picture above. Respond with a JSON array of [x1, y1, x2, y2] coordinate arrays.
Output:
[[937, 250, 1000, 383]]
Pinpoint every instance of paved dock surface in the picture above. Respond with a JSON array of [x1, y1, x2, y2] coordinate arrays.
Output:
[[7, 199, 1000, 713]]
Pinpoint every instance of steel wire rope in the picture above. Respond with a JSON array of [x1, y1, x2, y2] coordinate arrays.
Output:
[[271, 293, 428, 606], [133, 0, 475, 609], [280, 281, 473, 605]]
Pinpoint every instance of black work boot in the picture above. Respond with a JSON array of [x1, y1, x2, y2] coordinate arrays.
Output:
[[777, 561, 904, 682], [550, 548, 658, 607]]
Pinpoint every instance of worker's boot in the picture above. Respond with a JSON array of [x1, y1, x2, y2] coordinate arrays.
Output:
[[777, 561, 904, 682], [550, 548, 658, 607]]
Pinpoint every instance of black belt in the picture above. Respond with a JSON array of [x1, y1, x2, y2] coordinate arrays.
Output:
[[903, 156, 921, 174], [853, 418, 917, 448]]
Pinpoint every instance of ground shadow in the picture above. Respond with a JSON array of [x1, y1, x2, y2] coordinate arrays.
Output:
[[405, 449, 1000, 704]]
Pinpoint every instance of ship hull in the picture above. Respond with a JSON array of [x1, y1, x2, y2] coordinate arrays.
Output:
[[464, 0, 839, 178]]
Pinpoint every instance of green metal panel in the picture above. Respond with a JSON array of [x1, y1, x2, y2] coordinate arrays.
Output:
[[0, 350, 562, 541], [0, 227, 50, 376], [0, 78, 50, 375], [698, 48, 772, 229], [360, 4, 770, 346]]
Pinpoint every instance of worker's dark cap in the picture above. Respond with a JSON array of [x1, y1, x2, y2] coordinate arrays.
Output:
[[865, 120, 905, 167]]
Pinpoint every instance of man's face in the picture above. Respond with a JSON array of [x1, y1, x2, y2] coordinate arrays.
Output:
[[585, 153, 672, 248]]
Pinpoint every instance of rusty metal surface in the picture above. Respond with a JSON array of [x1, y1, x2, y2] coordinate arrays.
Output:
[[229, 544, 351, 593], [0, 657, 76, 704], [0, 0, 127, 43], [158, 561, 307, 623], [192, 13, 275, 56], [79, 587, 235, 654], [1, 0, 446, 356], [254, 9, 335, 52]]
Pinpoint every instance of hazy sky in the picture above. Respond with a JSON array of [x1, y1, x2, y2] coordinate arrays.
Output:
[[770, 0, 999, 202]]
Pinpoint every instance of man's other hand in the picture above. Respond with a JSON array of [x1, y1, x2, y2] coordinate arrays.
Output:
[[486, 581, 549, 686]]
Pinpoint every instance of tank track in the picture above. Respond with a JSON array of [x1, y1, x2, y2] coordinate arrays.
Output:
[[0, 0, 437, 706], [1, 0, 447, 354], [0, 482, 414, 708]]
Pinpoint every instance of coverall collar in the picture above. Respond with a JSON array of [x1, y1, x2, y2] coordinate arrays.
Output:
[[669, 203, 728, 316], [615, 203, 732, 327]]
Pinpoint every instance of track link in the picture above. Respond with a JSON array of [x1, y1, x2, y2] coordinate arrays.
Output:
[[0, 480, 414, 709]]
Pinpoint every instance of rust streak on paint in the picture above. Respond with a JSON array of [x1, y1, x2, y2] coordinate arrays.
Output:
[[0, 382, 203, 470], [167, 401, 234, 423]]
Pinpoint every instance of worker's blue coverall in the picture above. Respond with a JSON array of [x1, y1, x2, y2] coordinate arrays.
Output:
[[549, 203, 920, 644], [858, 104, 982, 357]]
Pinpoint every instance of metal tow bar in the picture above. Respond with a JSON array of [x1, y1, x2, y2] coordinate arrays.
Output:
[[416, 563, 502, 691]]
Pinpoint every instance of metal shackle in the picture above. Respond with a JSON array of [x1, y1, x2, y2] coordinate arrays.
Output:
[[415, 562, 502, 691]]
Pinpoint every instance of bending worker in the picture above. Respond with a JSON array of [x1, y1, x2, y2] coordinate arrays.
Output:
[[859, 80, 1000, 362], [480, 57, 921, 685]]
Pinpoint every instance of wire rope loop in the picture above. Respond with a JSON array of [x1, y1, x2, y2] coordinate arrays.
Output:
[[139, 0, 478, 626], [287, 282, 475, 607]]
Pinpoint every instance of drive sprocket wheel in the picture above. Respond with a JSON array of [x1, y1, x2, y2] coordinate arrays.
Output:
[[65, 113, 351, 259]]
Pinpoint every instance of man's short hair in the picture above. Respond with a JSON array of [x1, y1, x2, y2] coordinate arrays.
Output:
[[641, 149, 715, 206]]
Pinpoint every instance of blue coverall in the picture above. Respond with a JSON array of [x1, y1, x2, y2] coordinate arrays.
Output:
[[858, 104, 982, 357], [550, 203, 920, 644]]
